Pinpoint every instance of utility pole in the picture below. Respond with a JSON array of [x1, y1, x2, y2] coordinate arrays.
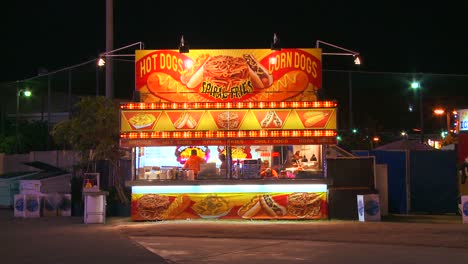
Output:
[[106, 0, 114, 99]]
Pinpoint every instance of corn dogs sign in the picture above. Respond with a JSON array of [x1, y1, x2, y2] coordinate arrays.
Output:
[[135, 49, 322, 103]]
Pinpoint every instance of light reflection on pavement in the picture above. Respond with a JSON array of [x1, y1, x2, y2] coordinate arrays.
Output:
[[130, 235, 468, 264]]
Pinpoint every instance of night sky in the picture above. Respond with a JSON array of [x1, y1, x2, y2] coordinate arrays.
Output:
[[2, 1, 468, 132]]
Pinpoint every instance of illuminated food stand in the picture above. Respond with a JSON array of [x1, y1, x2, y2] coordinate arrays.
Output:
[[122, 48, 338, 220]]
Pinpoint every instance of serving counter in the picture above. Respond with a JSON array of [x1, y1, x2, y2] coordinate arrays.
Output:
[[127, 178, 330, 221]]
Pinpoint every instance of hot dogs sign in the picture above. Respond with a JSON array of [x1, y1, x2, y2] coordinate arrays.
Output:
[[135, 49, 322, 103]]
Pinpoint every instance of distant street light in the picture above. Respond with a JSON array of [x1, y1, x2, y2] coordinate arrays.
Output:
[[401, 131, 408, 139], [411, 81, 424, 143], [433, 108, 452, 134], [16, 83, 32, 153]]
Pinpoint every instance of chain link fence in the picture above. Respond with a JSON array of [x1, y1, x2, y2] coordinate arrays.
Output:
[[1, 61, 467, 148]]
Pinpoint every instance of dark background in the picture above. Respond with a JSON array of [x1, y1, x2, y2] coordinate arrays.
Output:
[[2, 1, 468, 134]]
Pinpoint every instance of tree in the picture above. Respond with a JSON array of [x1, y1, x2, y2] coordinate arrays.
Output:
[[442, 133, 457, 146], [50, 96, 128, 204]]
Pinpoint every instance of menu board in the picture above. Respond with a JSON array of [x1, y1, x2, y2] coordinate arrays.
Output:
[[121, 108, 336, 132], [242, 159, 262, 179]]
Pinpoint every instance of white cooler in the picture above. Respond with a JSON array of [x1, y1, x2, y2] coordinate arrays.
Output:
[[357, 194, 381, 222]]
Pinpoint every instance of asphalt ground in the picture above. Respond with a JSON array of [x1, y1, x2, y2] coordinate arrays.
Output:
[[2, 209, 468, 264]]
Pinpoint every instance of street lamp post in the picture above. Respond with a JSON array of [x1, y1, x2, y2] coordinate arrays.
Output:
[[433, 108, 451, 133], [16, 83, 32, 153], [316, 40, 361, 131], [97, 42, 144, 99], [411, 81, 424, 143]]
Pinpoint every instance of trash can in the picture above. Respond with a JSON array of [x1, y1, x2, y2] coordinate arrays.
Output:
[[462, 195, 468, 224], [357, 194, 381, 222], [83, 191, 108, 224]]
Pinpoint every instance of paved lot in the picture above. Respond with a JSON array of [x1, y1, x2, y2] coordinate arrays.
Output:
[[0, 209, 168, 264], [2, 209, 468, 264]]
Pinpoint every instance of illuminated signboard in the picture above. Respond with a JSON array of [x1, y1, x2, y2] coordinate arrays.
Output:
[[459, 109, 468, 132], [135, 49, 322, 103], [119, 101, 338, 146], [131, 185, 328, 220], [121, 108, 337, 132]]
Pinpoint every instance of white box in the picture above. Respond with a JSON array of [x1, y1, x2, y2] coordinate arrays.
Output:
[[20, 174, 71, 195], [42, 193, 61, 217], [20, 181, 42, 195], [357, 194, 381, 222], [24, 194, 41, 218], [462, 195, 468, 224], [59, 194, 72, 216], [14, 194, 25, 217]]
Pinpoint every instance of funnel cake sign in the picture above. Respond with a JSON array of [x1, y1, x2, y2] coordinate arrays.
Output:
[[135, 49, 322, 103]]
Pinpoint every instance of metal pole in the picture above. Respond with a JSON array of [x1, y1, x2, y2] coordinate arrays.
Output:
[[348, 71, 353, 130], [106, 0, 114, 99], [446, 111, 450, 132], [47, 76, 51, 150], [16, 81, 19, 153], [68, 70, 72, 118], [419, 90, 424, 143], [96, 65, 99, 96]]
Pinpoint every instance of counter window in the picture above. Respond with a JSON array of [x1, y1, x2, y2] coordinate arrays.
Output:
[[133, 145, 324, 181]]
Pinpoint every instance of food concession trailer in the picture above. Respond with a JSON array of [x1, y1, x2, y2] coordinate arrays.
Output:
[[122, 48, 338, 221]]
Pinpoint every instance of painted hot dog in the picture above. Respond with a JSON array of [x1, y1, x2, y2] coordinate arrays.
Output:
[[237, 195, 262, 218], [162, 194, 191, 219], [248, 70, 309, 101], [260, 194, 287, 217], [243, 54, 273, 89], [180, 54, 210, 88], [146, 72, 209, 102], [174, 112, 189, 129], [261, 111, 276, 127]]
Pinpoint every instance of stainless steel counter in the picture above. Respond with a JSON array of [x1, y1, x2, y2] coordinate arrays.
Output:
[[126, 178, 330, 186]]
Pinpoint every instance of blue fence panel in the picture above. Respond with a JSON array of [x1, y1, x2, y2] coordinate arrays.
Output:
[[370, 150, 407, 214], [410, 150, 458, 214]]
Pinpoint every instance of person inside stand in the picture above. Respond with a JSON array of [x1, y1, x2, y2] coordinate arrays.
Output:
[[219, 153, 227, 170], [291, 151, 301, 167], [183, 149, 206, 178], [219, 153, 227, 177], [260, 160, 278, 179]]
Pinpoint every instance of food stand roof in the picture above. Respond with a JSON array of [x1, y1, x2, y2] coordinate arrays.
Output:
[[374, 139, 436, 151]]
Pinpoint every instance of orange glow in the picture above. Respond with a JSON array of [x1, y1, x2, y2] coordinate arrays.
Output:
[[120, 101, 338, 110], [269, 57, 277, 65], [433, 108, 445, 115]]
